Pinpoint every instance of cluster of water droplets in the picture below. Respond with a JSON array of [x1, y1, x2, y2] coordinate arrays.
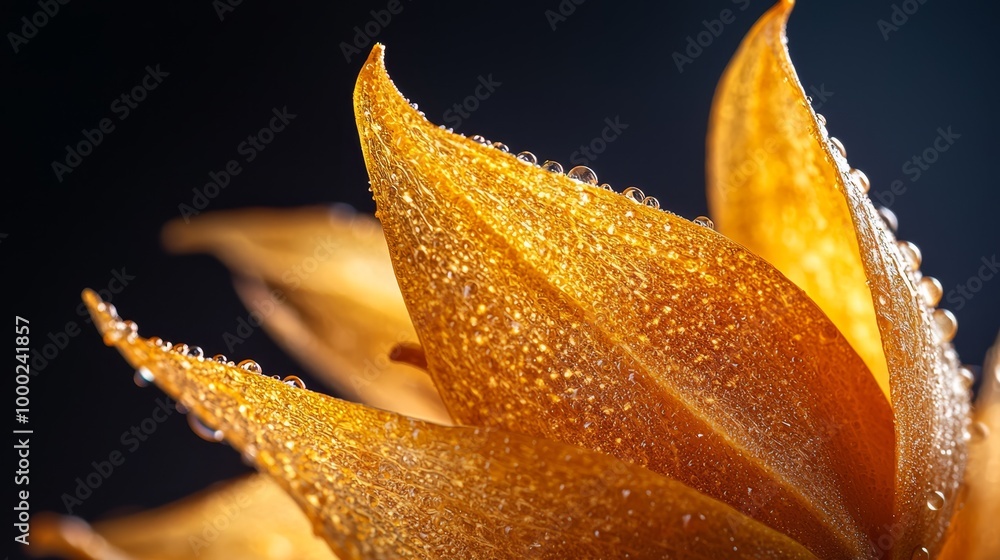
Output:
[[816, 108, 986, 556], [94, 303, 309, 446], [816, 111, 962, 348], [447, 129, 717, 230]]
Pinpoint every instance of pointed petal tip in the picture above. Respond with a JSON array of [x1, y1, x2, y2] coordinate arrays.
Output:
[[81, 294, 817, 559]]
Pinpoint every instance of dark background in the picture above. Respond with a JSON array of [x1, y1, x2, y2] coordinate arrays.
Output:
[[5, 0, 999, 558]]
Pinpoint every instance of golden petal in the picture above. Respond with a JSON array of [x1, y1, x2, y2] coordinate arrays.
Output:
[[354, 44, 894, 558], [31, 476, 338, 560], [80, 290, 817, 560], [939, 333, 1000, 560], [162, 206, 450, 424], [706, 2, 970, 557], [706, 0, 891, 397]]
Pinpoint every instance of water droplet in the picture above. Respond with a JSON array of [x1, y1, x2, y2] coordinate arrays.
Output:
[[642, 196, 660, 209], [877, 206, 899, 233], [463, 283, 478, 298], [567, 165, 598, 185], [188, 414, 224, 443], [830, 137, 847, 158], [693, 216, 715, 230], [212, 354, 229, 363], [122, 320, 138, 339], [188, 346, 205, 359], [599, 183, 614, 191], [815, 113, 827, 126], [621, 186, 645, 203], [172, 343, 190, 355], [134, 367, 155, 387], [958, 366, 975, 388], [849, 168, 870, 193], [966, 421, 990, 443], [541, 160, 564, 174], [896, 240, 922, 270], [492, 142, 509, 153], [516, 151, 537, 165], [911, 547, 929, 560], [918, 276, 943, 307], [409, 102, 419, 110], [932, 308, 957, 342], [149, 336, 164, 347], [926, 490, 945, 511], [105, 303, 119, 319], [471, 134, 489, 145], [238, 359, 263, 374], [283, 375, 307, 389]]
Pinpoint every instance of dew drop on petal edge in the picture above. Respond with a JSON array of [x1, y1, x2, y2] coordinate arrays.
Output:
[[238, 359, 263, 374], [694, 216, 715, 230], [567, 165, 599, 186]]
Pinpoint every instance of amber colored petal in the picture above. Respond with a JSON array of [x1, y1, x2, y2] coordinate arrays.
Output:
[[706, 0, 891, 398], [80, 291, 817, 560], [31, 476, 338, 560], [939, 333, 1000, 560], [354, 45, 895, 558], [706, 2, 970, 557], [162, 206, 450, 424]]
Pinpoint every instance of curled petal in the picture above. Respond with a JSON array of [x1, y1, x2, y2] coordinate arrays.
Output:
[[163, 206, 449, 424], [31, 476, 338, 560], [707, 2, 970, 557], [354, 44, 894, 558], [707, 0, 890, 398], [80, 290, 817, 560]]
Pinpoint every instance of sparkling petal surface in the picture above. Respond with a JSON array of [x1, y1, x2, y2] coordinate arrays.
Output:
[[162, 206, 450, 424], [32, 476, 338, 560], [355, 44, 895, 558], [706, 2, 970, 557], [706, 0, 890, 397], [80, 290, 817, 560]]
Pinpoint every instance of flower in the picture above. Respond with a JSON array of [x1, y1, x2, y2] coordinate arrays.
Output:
[[31, 1, 997, 559]]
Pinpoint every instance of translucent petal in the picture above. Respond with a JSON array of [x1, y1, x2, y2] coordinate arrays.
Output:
[[79, 290, 817, 560], [354, 44, 894, 558], [706, 0, 890, 397], [706, 2, 970, 557], [32, 476, 338, 560], [162, 206, 449, 424]]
